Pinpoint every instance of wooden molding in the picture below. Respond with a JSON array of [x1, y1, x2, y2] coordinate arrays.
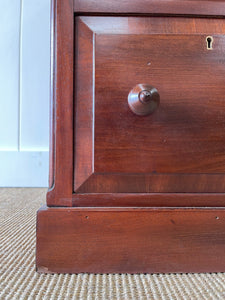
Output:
[[74, 0, 225, 16]]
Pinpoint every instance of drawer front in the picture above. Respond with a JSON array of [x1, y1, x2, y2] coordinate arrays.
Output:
[[74, 16, 225, 193]]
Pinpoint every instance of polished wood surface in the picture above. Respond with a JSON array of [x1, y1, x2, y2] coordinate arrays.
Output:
[[79, 16, 225, 35], [74, 0, 225, 16], [47, 0, 74, 206], [39, 0, 225, 274], [37, 205, 225, 274], [95, 32, 225, 175], [74, 17, 94, 192], [72, 193, 225, 207], [74, 16, 225, 196], [46, 4, 225, 206]]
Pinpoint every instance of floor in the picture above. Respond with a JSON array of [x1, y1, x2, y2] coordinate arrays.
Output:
[[1, 188, 225, 299]]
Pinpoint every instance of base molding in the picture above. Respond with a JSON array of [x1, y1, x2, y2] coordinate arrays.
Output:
[[36, 206, 225, 274]]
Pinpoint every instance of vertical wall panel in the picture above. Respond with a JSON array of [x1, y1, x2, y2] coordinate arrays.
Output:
[[0, 151, 49, 187], [0, 0, 21, 150], [0, 0, 50, 186], [20, 0, 50, 151]]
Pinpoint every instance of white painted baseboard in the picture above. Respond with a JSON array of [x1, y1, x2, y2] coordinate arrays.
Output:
[[0, 151, 49, 187]]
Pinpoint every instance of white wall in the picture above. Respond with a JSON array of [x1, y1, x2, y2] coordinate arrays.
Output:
[[0, 0, 51, 186]]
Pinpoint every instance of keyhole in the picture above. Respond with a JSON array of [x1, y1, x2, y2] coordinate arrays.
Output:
[[206, 36, 213, 50]]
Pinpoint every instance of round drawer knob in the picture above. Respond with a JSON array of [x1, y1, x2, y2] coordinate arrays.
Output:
[[128, 84, 160, 116]]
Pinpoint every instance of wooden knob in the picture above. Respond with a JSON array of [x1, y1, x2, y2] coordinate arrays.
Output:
[[128, 84, 160, 116]]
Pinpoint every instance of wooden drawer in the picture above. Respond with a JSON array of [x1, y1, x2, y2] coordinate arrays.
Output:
[[75, 16, 225, 192]]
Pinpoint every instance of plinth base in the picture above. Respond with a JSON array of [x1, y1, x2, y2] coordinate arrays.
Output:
[[36, 205, 225, 274]]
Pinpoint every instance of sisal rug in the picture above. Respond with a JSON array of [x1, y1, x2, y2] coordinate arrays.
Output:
[[1, 188, 225, 299]]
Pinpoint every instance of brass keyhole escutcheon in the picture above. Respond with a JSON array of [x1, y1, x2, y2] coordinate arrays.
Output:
[[128, 84, 160, 116], [206, 36, 213, 50]]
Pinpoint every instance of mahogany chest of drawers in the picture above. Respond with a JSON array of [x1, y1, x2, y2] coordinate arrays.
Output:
[[36, 0, 225, 273]]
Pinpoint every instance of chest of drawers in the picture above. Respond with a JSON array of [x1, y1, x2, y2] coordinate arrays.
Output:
[[36, 0, 225, 273]]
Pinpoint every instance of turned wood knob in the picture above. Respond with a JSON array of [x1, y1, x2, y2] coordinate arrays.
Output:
[[128, 84, 160, 116]]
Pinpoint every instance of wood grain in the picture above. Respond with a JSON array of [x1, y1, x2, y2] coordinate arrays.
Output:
[[47, 8, 225, 205], [80, 16, 225, 35], [72, 193, 225, 207], [47, 0, 74, 206], [74, 16, 225, 195], [74, 18, 94, 191], [74, 0, 225, 16], [37, 205, 225, 273], [40, 0, 225, 274]]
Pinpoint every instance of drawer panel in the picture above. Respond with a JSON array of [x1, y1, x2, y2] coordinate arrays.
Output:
[[95, 34, 225, 174], [74, 16, 225, 193]]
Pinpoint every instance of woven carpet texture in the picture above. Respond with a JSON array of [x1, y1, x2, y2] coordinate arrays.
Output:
[[1, 188, 225, 299]]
